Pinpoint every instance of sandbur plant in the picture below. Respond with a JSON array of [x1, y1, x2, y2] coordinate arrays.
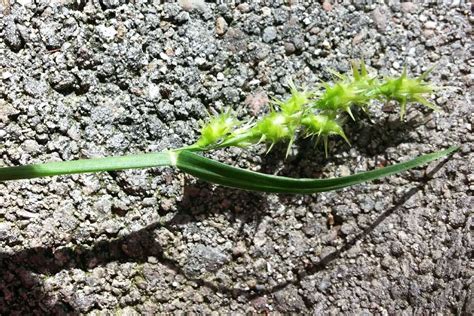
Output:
[[187, 61, 439, 156], [0, 62, 457, 194]]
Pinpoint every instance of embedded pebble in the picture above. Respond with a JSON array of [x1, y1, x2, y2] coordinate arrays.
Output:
[[262, 26, 277, 43], [216, 16, 227, 35]]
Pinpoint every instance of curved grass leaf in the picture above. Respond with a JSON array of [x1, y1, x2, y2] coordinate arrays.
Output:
[[0, 147, 457, 195], [175, 147, 458, 194]]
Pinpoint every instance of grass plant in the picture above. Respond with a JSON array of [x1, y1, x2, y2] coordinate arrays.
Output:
[[0, 62, 456, 194]]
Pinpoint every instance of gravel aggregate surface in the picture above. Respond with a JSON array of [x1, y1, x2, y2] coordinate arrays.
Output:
[[0, 0, 473, 314]]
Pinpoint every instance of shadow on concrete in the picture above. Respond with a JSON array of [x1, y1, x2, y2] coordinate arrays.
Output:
[[0, 153, 452, 313]]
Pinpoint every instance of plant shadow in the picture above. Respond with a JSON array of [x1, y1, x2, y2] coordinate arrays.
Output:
[[0, 147, 452, 313], [0, 182, 269, 313], [246, 154, 453, 298]]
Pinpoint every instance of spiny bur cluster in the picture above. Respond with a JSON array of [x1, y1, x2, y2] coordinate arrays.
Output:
[[192, 61, 438, 156]]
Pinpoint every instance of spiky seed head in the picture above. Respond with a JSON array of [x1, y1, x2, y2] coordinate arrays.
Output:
[[378, 69, 438, 119], [190, 61, 439, 156], [274, 81, 312, 116], [255, 112, 291, 145], [302, 114, 350, 144], [351, 60, 369, 79], [350, 61, 380, 98], [314, 83, 367, 119], [315, 61, 379, 118], [195, 112, 239, 148], [301, 114, 350, 157]]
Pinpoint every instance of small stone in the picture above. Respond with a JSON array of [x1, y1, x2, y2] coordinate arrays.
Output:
[[244, 90, 268, 115], [360, 196, 375, 212], [0, 101, 20, 123], [400, 2, 416, 13], [352, 29, 367, 45], [97, 25, 117, 42], [176, 11, 190, 23], [252, 296, 269, 312], [0, 222, 12, 241], [120, 307, 139, 315], [423, 29, 435, 38], [262, 26, 277, 43], [49, 71, 77, 93], [321, 39, 331, 49], [40, 23, 62, 49], [142, 197, 157, 207], [237, 3, 250, 13], [17, 0, 33, 5], [419, 259, 434, 274], [322, 0, 332, 11], [100, 0, 120, 9], [22, 139, 41, 153], [179, 0, 207, 12], [3, 17, 24, 52], [284, 42, 296, 55], [424, 21, 437, 29], [448, 210, 465, 228], [183, 244, 229, 277], [72, 292, 96, 313], [462, 74, 474, 87], [24, 78, 48, 97], [465, 283, 474, 314], [232, 241, 247, 256], [216, 16, 227, 36], [94, 195, 113, 215], [382, 102, 396, 113], [104, 220, 121, 234], [160, 198, 174, 211], [340, 221, 356, 235], [309, 27, 319, 35], [318, 277, 331, 292], [261, 7, 272, 16], [2, 72, 12, 80], [302, 17, 311, 26], [338, 165, 351, 177], [273, 285, 307, 312], [195, 57, 206, 66], [391, 241, 404, 257], [159, 52, 170, 61], [372, 6, 388, 33], [148, 84, 161, 100], [17, 209, 40, 219]]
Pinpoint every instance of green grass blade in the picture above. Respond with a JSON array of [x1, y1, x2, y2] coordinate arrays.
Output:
[[0, 147, 458, 194], [0, 152, 173, 181], [176, 147, 458, 194]]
